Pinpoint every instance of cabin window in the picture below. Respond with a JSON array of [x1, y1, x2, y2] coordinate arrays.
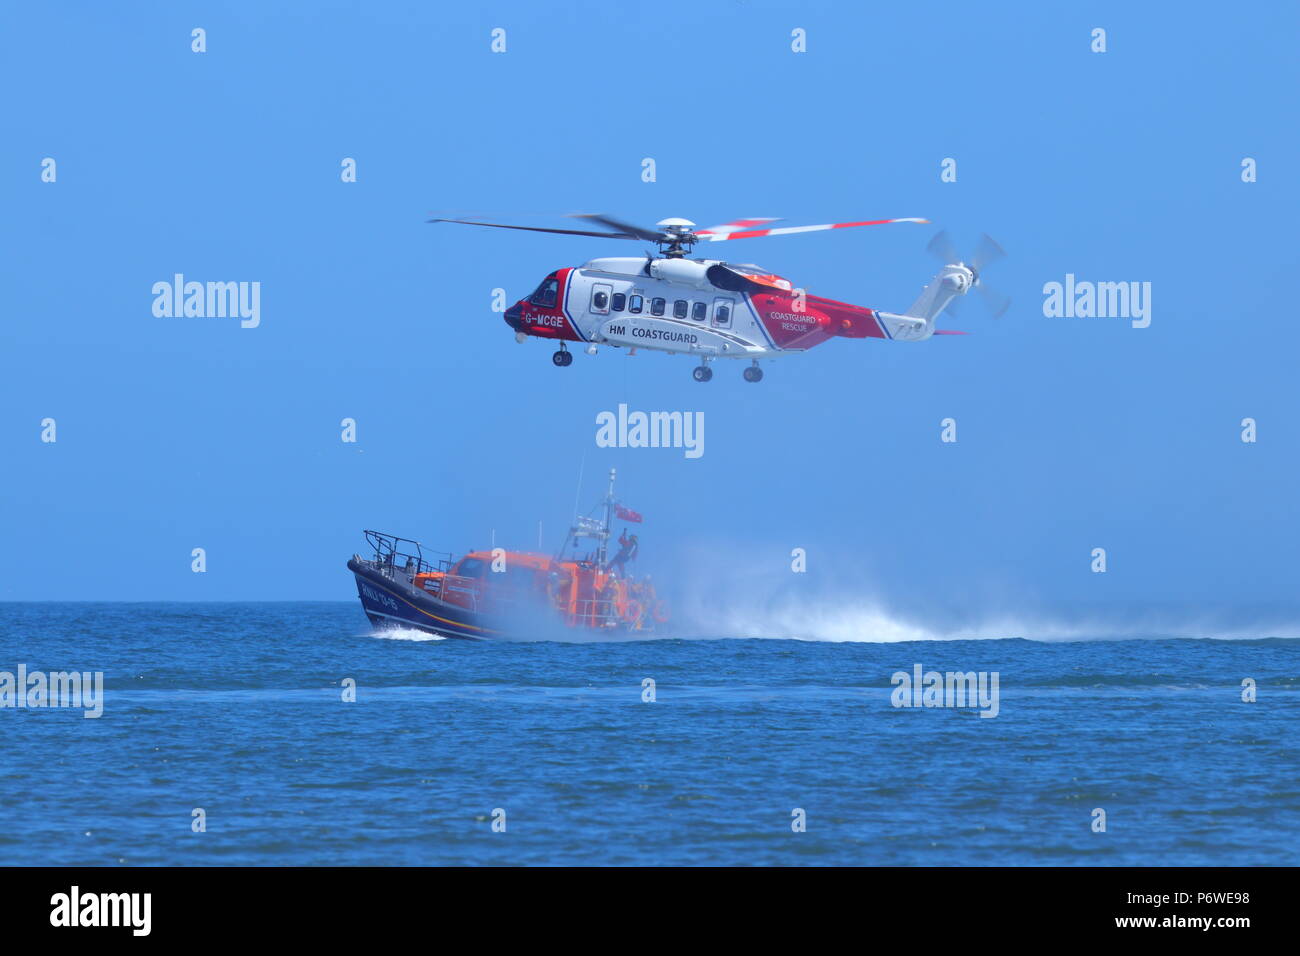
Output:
[[713, 298, 734, 327], [611, 292, 626, 312], [691, 301, 707, 322], [628, 294, 643, 313], [529, 276, 558, 308], [673, 300, 689, 319], [592, 290, 609, 311], [650, 297, 666, 316], [455, 557, 486, 578]]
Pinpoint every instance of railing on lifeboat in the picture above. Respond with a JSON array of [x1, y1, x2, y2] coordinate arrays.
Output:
[[571, 599, 625, 628], [363, 530, 453, 577]]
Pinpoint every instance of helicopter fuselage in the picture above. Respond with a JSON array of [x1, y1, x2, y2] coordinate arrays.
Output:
[[504, 256, 930, 362]]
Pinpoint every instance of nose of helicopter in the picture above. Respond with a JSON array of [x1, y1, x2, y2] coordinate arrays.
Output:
[[503, 300, 523, 330]]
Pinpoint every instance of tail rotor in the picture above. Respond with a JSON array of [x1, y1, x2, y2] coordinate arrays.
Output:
[[926, 230, 1011, 318]]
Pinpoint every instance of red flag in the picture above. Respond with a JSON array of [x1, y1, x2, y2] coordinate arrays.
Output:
[[615, 505, 643, 523]]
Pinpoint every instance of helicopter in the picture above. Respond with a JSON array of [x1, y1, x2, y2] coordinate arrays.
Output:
[[429, 213, 1008, 382]]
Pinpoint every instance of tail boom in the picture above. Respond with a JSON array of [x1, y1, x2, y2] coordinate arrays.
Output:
[[876, 263, 976, 341]]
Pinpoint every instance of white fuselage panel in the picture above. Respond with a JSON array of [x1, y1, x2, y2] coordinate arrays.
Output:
[[563, 260, 774, 356]]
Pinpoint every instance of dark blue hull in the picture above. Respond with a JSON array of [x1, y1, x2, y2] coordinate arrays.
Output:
[[348, 559, 501, 640]]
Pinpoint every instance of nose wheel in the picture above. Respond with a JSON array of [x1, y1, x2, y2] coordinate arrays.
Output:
[[743, 363, 764, 383], [692, 364, 713, 383], [552, 347, 573, 367]]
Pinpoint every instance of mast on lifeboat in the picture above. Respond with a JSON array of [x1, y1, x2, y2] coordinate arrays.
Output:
[[597, 468, 616, 567], [561, 467, 617, 566]]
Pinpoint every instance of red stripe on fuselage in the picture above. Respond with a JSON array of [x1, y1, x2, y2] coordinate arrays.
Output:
[[752, 291, 886, 347]]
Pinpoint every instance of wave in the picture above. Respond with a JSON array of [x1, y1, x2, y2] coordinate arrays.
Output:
[[678, 598, 1300, 643], [366, 626, 445, 642], [659, 542, 1300, 643]]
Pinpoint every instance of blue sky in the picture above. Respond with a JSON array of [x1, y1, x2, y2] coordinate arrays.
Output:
[[2, 1, 1297, 614]]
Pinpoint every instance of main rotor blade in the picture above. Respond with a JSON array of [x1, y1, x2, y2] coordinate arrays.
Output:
[[567, 213, 663, 242], [696, 217, 782, 236], [427, 217, 640, 240], [971, 233, 1007, 272], [696, 217, 928, 241]]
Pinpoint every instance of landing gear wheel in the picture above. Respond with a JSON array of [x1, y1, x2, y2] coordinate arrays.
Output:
[[743, 365, 764, 383], [552, 349, 572, 367], [692, 365, 713, 382]]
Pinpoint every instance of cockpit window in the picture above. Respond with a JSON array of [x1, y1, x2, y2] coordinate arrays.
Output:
[[529, 275, 559, 308]]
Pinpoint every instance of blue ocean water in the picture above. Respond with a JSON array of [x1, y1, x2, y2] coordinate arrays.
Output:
[[1, 602, 1296, 866]]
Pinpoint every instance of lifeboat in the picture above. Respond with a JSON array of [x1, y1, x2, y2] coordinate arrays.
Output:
[[347, 469, 666, 640]]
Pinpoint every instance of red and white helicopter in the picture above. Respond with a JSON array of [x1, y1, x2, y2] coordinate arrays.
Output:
[[430, 213, 1008, 382]]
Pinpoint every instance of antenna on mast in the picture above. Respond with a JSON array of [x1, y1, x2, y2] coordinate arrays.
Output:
[[572, 452, 586, 524], [561, 466, 616, 565], [597, 468, 617, 567]]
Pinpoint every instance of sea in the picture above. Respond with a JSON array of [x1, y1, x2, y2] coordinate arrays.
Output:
[[1, 602, 1296, 866]]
